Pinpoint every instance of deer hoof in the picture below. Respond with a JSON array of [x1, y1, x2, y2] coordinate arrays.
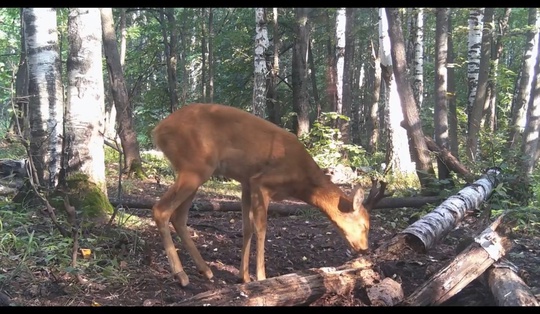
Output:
[[199, 267, 214, 280], [175, 271, 190, 287]]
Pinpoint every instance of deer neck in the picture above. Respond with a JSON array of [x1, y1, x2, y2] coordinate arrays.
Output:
[[304, 183, 353, 218]]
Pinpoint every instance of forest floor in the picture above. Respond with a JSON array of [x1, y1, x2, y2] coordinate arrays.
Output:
[[1, 169, 540, 306]]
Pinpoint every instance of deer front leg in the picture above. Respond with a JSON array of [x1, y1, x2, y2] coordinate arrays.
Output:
[[250, 180, 270, 281], [239, 184, 254, 283], [170, 190, 213, 281]]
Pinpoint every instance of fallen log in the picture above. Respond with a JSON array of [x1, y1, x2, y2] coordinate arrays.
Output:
[[486, 259, 539, 306], [401, 213, 512, 306], [109, 195, 442, 214], [423, 136, 475, 183], [376, 168, 502, 256], [173, 258, 381, 306]]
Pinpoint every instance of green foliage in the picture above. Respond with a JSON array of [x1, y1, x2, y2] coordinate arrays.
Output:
[[140, 150, 175, 179], [300, 112, 371, 169]]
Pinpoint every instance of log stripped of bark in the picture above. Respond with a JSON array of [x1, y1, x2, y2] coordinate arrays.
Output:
[[486, 259, 539, 306], [377, 168, 501, 255], [109, 195, 441, 215], [401, 213, 512, 306], [174, 259, 379, 306]]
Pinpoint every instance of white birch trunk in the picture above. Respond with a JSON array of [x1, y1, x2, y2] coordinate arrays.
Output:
[[66, 8, 107, 193], [23, 8, 64, 189], [467, 8, 484, 117], [335, 8, 346, 115], [379, 8, 415, 175], [412, 8, 424, 108], [252, 8, 268, 118]]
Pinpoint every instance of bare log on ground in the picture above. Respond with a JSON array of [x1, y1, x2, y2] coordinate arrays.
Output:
[[109, 195, 441, 214], [366, 277, 404, 306], [376, 168, 502, 256], [401, 213, 512, 306], [423, 136, 475, 183], [173, 259, 381, 306], [486, 259, 540, 306]]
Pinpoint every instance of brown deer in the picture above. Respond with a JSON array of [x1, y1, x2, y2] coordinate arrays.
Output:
[[151, 103, 384, 287]]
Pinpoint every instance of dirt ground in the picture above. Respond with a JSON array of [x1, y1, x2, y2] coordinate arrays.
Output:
[[2, 177, 540, 306]]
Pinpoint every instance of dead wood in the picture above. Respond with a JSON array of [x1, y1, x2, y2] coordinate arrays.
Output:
[[400, 213, 512, 306], [173, 258, 379, 306], [109, 195, 441, 214], [485, 259, 539, 306], [423, 136, 475, 183], [376, 168, 502, 257]]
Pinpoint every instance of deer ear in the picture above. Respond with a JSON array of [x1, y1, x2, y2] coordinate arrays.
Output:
[[352, 186, 365, 210]]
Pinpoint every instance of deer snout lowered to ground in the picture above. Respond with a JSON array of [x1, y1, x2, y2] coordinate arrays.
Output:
[[151, 103, 385, 287]]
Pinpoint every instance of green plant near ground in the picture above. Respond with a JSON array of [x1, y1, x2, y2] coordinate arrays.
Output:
[[0, 202, 147, 289]]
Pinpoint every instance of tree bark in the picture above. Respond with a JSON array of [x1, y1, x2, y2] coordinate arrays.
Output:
[[401, 213, 512, 306], [252, 8, 269, 118], [291, 8, 311, 137], [434, 8, 451, 182], [174, 261, 380, 306], [423, 136, 475, 183], [486, 260, 540, 306], [109, 194, 441, 213], [100, 8, 144, 179], [447, 10, 459, 159], [467, 8, 494, 162], [385, 8, 435, 187], [376, 168, 501, 255]]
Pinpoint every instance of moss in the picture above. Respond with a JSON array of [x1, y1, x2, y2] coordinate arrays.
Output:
[[51, 172, 113, 223], [130, 159, 146, 180]]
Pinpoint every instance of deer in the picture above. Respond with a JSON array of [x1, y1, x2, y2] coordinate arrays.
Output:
[[151, 103, 386, 287]]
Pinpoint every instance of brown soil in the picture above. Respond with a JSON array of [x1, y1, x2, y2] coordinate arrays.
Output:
[[2, 177, 539, 306]]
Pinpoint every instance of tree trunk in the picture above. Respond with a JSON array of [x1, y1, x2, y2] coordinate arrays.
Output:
[[521, 24, 540, 175], [423, 136, 474, 183], [335, 8, 346, 134], [447, 10, 459, 159], [467, 8, 484, 128], [23, 8, 64, 190], [486, 260, 540, 306], [434, 8, 451, 182], [365, 40, 381, 154], [266, 8, 281, 125], [411, 8, 424, 109], [377, 168, 501, 255], [385, 8, 434, 188], [508, 8, 539, 149], [292, 8, 311, 138], [467, 8, 493, 162], [484, 8, 511, 133], [324, 9, 337, 114], [174, 263, 380, 306], [9, 8, 29, 140], [252, 8, 269, 118], [340, 7, 355, 144], [100, 8, 144, 179], [401, 213, 512, 306], [207, 8, 214, 103], [379, 8, 416, 177], [160, 8, 180, 112]]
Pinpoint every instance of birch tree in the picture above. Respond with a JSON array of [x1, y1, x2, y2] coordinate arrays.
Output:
[[467, 8, 484, 127], [266, 8, 281, 125], [65, 8, 107, 194], [253, 8, 269, 118], [410, 8, 424, 108], [434, 8, 450, 181], [379, 8, 416, 177], [22, 8, 63, 190], [467, 8, 494, 162], [335, 7, 346, 119]]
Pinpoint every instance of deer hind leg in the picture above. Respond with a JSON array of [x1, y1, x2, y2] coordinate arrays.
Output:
[[153, 170, 210, 287], [250, 175, 270, 281], [238, 184, 254, 283], [170, 190, 213, 281]]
